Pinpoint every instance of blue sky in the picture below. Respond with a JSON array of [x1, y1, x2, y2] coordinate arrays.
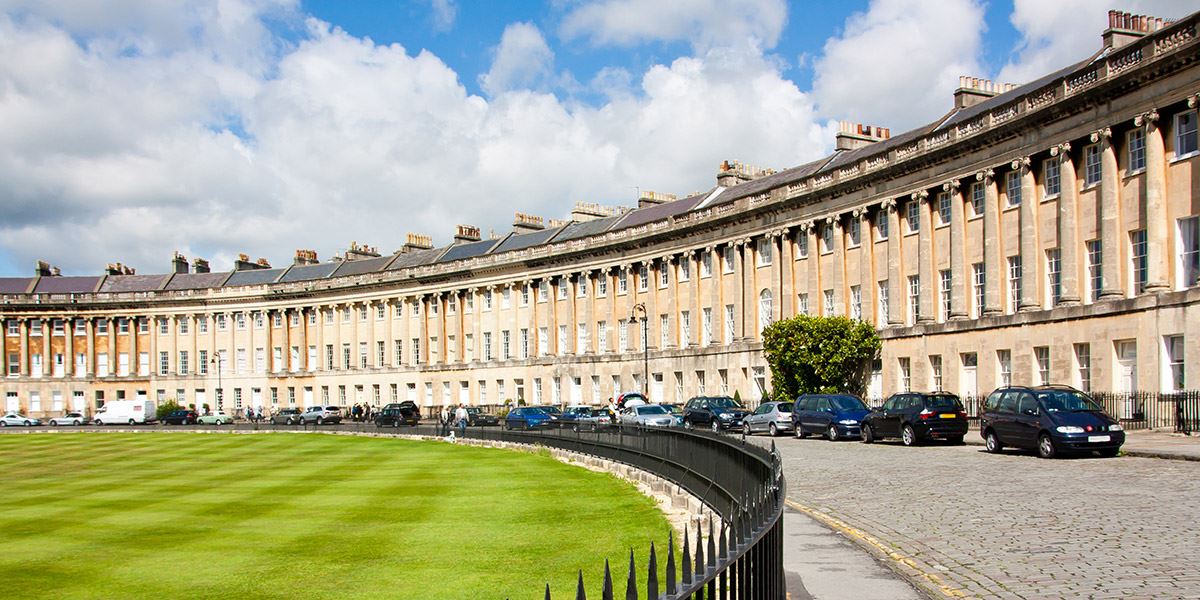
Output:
[[0, 0, 1192, 277]]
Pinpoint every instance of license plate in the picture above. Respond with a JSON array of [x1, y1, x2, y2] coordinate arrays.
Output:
[[939, 414, 957, 419], [1088, 435, 1111, 443]]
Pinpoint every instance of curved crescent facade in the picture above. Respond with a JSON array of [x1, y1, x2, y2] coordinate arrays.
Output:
[[3, 12, 1200, 417]]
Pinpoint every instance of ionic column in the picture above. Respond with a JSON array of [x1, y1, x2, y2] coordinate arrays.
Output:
[[802, 222, 820, 316], [1139, 110, 1170, 293], [852, 210, 871, 322], [64, 318, 74, 377], [945, 180, 968, 319], [690, 253, 702, 342], [42, 319, 51, 376], [1096, 127, 1124, 300], [828, 217, 845, 318], [980, 169, 1004, 316], [883, 200, 903, 325], [106, 317, 116, 376], [1053, 142, 1081, 306], [1016, 156, 1040, 312], [85, 317, 96, 376], [914, 190, 935, 323], [18, 318, 29, 376], [739, 239, 753, 339]]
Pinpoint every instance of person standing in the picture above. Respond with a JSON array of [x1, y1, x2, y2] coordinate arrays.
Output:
[[439, 405, 450, 436], [455, 403, 469, 438]]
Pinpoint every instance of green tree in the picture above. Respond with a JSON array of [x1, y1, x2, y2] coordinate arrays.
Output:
[[156, 400, 182, 420], [761, 315, 881, 401]]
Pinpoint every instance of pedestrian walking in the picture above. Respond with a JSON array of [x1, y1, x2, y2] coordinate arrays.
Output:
[[455, 403, 469, 438]]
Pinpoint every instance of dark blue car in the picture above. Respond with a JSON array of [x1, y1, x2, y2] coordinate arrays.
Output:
[[791, 394, 870, 441], [981, 385, 1124, 458], [504, 407, 555, 430]]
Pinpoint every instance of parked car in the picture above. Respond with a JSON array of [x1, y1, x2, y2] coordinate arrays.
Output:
[[465, 407, 497, 426], [197, 411, 234, 426], [560, 405, 607, 431], [161, 409, 199, 425], [682, 396, 748, 432], [300, 406, 342, 425], [374, 402, 420, 427], [661, 404, 685, 426], [742, 401, 794, 436], [271, 408, 303, 425], [0, 413, 41, 427], [861, 392, 968, 446], [532, 405, 563, 417], [621, 404, 677, 427], [791, 394, 869, 441], [93, 400, 156, 425], [48, 412, 86, 426], [616, 392, 648, 409], [504, 407, 555, 430], [980, 385, 1125, 458]]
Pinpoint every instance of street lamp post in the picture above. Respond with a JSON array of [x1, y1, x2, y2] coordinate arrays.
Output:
[[210, 355, 223, 412], [630, 303, 648, 397]]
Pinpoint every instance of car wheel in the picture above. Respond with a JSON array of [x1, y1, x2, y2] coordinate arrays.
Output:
[[769, 422, 779, 437], [683, 419, 694, 431], [1037, 433, 1057, 459], [74, 419, 81, 426], [742, 422, 751, 436], [214, 420, 221, 426], [286, 418, 294, 425], [94, 420, 103, 426], [861, 424, 875, 444], [794, 425, 806, 439], [984, 430, 1003, 454], [127, 419, 135, 426], [316, 417, 324, 426], [1099, 447, 1120, 458], [826, 425, 838, 441], [50, 421, 58, 427], [1, 421, 8, 427], [901, 425, 917, 447]]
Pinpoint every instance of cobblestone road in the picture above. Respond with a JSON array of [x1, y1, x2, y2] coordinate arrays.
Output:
[[761, 435, 1200, 599]]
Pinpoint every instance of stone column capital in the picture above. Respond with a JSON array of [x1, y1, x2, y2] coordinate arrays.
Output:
[[910, 189, 929, 202], [851, 206, 867, 219], [879, 198, 897, 211], [1010, 156, 1032, 172], [942, 179, 961, 193], [823, 215, 837, 228], [1089, 127, 1113, 144], [1188, 93, 1198, 109], [975, 168, 995, 183], [799, 220, 814, 232], [1050, 141, 1072, 159], [1134, 109, 1160, 128]]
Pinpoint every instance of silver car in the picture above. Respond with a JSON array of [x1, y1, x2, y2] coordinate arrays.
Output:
[[0, 413, 42, 427], [49, 412, 87, 426], [742, 401, 794, 437], [300, 405, 342, 425], [621, 404, 676, 427]]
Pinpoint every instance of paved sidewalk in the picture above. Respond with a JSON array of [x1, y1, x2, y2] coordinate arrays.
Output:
[[965, 427, 1200, 460], [784, 508, 923, 600]]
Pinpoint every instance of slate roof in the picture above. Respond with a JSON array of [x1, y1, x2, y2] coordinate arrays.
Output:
[[224, 268, 286, 287], [331, 255, 394, 277], [436, 239, 500, 263], [491, 226, 565, 253], [385, 247, 444, 271], [0, 278, 34, 294], [277, 262, 339, 283], [163, 272, 231, 291], [32, 276, 101, 294], [614, 194, 706, 229], [553, 215, 623, 242], [98, 274, 171, 293]]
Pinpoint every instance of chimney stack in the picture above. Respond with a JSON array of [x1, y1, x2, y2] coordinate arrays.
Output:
[[637, 190, 678, 208], [105, 262, 135, 276], [834, 121, 892, 151], [1104, 10, 1170, 49], [293, 249, 319, 266], [571, 202, 623, 223], [171, 251, 189, 274], [454, 225, 481, 244], [717, 160, 776, 187], [512, 212, 545, 234], [192, 258, 210, 273], [234, 253, 267, 271], [953, 77, 1019, 109], [344, 241, 380, 261], [34, 260, 56, 277], [402, 233, 433, 253]]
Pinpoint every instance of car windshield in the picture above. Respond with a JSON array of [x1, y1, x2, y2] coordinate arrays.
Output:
[[708, 397, 741, 409], [525, 408, 550, 416], [539, 406, 562, 414], [638, 406, 669, 415], [665, 405, 683, 414], [830, 396, 867, 411], [925, 395, 962, 410], [1037, 390, 1103, 413], [466, 407, 480, 414], [777, 402, 793, 412]]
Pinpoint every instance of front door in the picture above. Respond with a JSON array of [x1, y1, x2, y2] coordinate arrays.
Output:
[[1115, 341, 1137, 418]]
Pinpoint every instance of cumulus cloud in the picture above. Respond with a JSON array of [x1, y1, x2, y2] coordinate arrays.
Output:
[[428, 0, 457, 32], [998, 0, 1196, 84], [559, 0, 788, 51], [479, 22, 556, 96], [810, 0, 985, 131]]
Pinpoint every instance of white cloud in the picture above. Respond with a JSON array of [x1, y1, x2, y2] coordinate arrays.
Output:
[[998, 0, 1196, 84], [810, 0, 985, 131], [479, 22, 556, 96], [429, 0, 457, 32], [559, 0, 787, 51]]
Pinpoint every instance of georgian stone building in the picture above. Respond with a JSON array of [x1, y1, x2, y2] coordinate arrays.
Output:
[[2, 10, 1198, 418]]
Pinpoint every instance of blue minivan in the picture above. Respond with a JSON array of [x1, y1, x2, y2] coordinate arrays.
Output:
[[791, 394, 870, 441], [980, 385, 1125, 458]]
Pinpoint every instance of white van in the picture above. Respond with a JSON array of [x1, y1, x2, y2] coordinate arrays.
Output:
[[93, 400, 156, 425]]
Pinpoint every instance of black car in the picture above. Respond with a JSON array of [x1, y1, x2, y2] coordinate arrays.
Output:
[[682, 396, 748, 432], [374, 401, 421, 427], [161, 409, 198, 425], [466, 407, 498, 426], [980, 385, 1125, 458], [861, 392, 968, 446]]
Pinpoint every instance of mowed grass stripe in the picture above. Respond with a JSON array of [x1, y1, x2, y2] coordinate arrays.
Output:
[[0, 434, 672, 599]]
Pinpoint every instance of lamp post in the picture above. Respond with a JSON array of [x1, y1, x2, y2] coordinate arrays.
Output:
[[210, 354, 223, 412], [630, 303, 648, 397]]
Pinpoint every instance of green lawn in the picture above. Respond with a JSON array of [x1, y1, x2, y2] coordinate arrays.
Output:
[[0, 433, 673, 599]]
